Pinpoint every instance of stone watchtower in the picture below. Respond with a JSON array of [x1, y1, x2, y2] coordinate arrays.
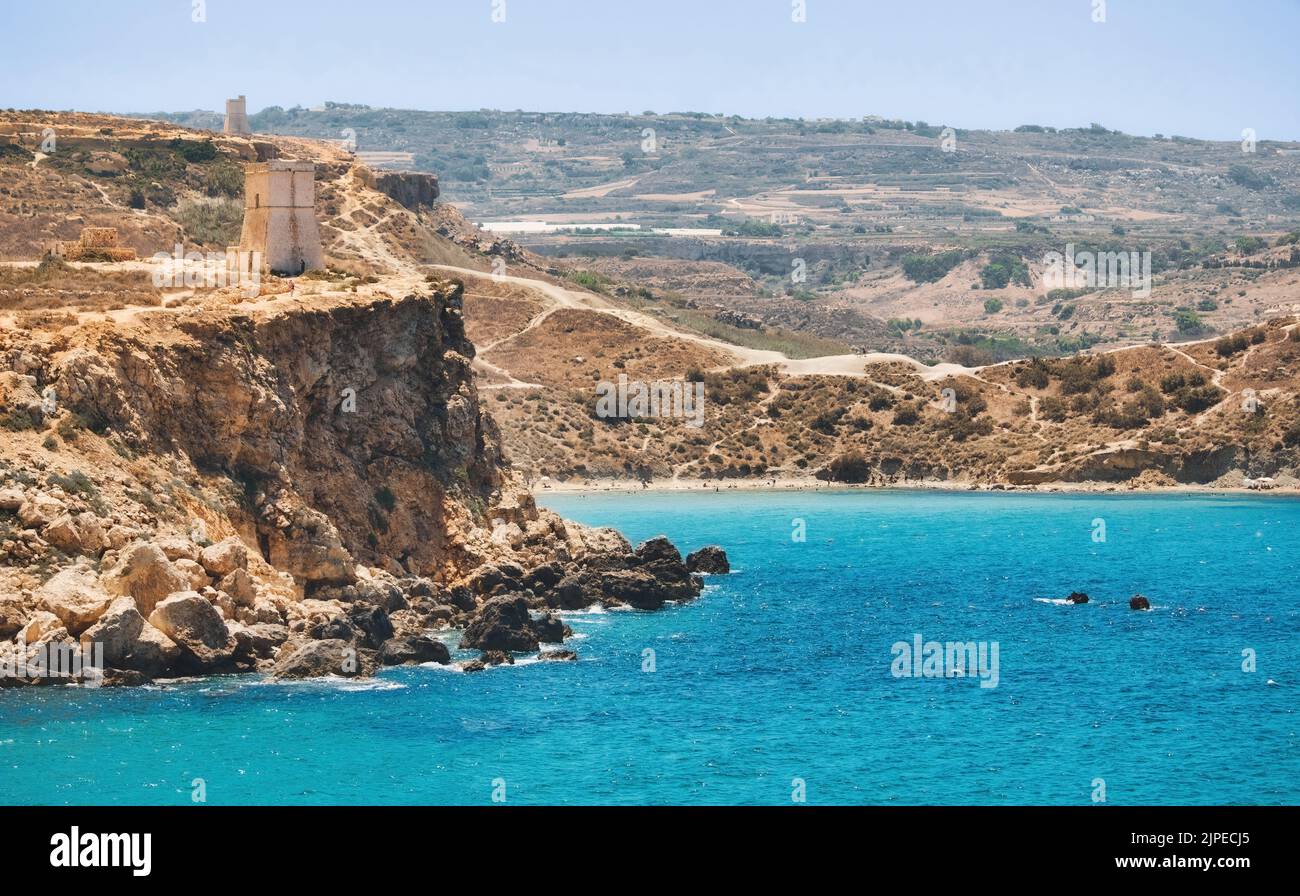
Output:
[[224, 96, 251, 135], [236, 161, 324, 276]]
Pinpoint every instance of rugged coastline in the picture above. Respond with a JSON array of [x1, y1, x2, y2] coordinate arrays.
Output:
[[0, 278, 726, 687]]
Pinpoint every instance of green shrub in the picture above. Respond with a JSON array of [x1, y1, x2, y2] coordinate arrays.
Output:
[[175, 198, 242, 247], [901, 250, 964, 283]]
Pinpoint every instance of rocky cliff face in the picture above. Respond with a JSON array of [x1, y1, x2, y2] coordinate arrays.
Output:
[[358, 170, 440, 210], [52, 283, 500, 586], [0, 280, 723, 685]]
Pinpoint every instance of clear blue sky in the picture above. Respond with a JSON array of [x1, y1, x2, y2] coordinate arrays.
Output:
[[5, 0, 1298, 140]]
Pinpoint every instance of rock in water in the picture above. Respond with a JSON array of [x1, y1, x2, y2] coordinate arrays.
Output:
[[460, 594, 540, 653], [379, 636, 451, 666], [1066, 592, 1089, 604], [273, 639, 366, 678], [1129, 594, 1152, 611], [686, 546, 730, 574]]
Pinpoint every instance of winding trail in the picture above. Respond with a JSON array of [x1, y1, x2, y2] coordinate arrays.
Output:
[[426, 263, 974, 382]]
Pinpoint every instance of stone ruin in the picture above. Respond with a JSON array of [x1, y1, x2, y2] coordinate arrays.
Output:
[[52, 227, 137, 262]]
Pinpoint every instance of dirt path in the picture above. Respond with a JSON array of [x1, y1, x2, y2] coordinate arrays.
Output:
[[427, 263, 973, 382]]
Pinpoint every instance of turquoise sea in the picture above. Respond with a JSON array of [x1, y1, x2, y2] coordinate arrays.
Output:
[[2, 489, 1297, 805]]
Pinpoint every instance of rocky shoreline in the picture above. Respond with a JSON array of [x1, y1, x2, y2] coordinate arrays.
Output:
[[0, 280, 733, 688], [1, 519, 729, 687]]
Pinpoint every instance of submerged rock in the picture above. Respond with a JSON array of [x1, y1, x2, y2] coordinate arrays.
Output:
[[463, 649, 514, 673], [539, 649, 578, 662]]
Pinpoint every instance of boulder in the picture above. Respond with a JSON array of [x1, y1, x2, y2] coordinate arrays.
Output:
[[104, 525, 138, 551], [553, 573, 601, 610], [231, 623, 289, 659], [79, 597, 180, 677], [0, 487, 25, 513], [599, 568, 672, 610], [217, 568, 257, 607], [155, 536, 201, 563], [1130, 594, 1151, 611], [539, 649, 578, 662], [531, 611, 569, 644], [685, 546, 730, 574], [347, 604, 395, 648], [199, 536, 249, 578], [523, 562, 564, 593], [18, 611, 63, 645], [634, 535, 683, 567], [307, 615, 358, 642], [130, 623, 185, 677], [464, 650, 515, 672], [0, 594, 29, 640], [468, 563, 525, 596], [446, 585, 477, 612], [42, 514, 86, 555], [236, 599, 284, 626], [459, 594, 539, 653], [1066, 592, 1090, 605], [37, 564, 114, 636], [272, 639, 365, 678], [173, 559, 210, 591], [147, 592, 236, 670], [19, 495, 66, 529], [378, 635, 451, 666], [100, 542, 191, 615]]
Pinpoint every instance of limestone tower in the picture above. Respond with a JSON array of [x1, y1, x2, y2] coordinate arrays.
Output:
[[223, 96, 252, 135], [236, 161, 324, 276]]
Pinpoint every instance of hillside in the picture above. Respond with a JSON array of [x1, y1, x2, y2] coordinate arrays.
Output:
[[139, 105, 1300, 360], [4, 110, 1300, 504]]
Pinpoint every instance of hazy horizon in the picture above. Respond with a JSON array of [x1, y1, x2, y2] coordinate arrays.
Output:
[[4, 0, 1299, 142]]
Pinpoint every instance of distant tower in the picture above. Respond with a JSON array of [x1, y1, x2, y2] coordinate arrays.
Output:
[[224, 96, 252, 135], [236, 161, 324, 276]]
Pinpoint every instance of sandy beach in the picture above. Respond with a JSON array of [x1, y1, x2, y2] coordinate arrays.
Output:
[[535, 475, 1300, 498]]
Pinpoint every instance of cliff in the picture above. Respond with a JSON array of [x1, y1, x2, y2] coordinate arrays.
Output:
[[0, 279, 716, 684]]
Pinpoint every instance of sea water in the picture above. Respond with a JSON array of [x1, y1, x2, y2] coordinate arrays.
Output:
[[1, 489, 1296, 805]]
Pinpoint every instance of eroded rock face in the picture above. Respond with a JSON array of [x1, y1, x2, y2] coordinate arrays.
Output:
[[358, 169, 439, 210], [1, 283, 722, 685]]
